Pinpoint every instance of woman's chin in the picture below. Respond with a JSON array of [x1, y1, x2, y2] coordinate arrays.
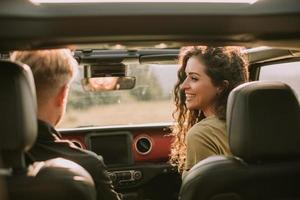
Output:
[[186, 102, 202, 111], [186, 104, 196, 110]]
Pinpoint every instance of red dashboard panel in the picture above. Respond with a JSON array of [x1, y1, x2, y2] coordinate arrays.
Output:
[[61, 129, 173, 164], [132, 130, 172, 163]]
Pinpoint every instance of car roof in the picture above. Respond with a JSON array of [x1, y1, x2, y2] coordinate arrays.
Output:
[[73, 47, 300, 65], [0, 0, 300, 51]]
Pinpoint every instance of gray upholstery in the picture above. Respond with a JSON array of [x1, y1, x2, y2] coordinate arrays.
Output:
[[180, 155, 300, 200], [179, 81, 300, 200], [0, 60, 37, 169], [0, 60, 37, 151], [0, 158, 8, 200], [227, 81, 300, 162], [8, 158, 96, 200]]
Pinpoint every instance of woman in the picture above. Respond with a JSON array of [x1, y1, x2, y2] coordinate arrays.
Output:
[[170, 46, 248, 176]]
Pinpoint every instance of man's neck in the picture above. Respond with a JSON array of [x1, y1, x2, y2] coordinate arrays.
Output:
[[38, 116, 56, 127], [38, 105, 57, 127]]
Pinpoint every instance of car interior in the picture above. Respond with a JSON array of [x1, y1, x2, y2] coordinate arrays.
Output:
[[0, 0, 300, 200]]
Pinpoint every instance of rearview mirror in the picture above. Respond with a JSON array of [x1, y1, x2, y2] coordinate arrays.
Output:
[[81, 64, 136, 91], [82, 77, 136, 91]]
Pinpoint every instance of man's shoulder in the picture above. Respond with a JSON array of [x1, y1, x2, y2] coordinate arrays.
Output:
[[33, 120, 107, 170], [32, 138, 105, 165]]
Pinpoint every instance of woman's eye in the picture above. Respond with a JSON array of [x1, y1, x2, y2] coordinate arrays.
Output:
[[191, 76, 198, 81]]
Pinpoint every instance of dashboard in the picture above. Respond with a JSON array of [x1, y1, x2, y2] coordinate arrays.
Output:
[[60, 125, 177, 192], [62, 126, 172, 164], [88, 132, 134, 167]]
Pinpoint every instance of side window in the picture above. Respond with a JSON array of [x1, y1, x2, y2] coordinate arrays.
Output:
[[259, 61, 300, 101]]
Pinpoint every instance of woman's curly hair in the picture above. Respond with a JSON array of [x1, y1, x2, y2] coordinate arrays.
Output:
[[170, 46, 249, 173]]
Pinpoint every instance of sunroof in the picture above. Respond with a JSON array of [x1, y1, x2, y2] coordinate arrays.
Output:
[[29, 0, 258, 4]]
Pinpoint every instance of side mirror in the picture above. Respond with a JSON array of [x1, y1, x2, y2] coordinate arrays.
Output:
[[81, 64, 136, 91]]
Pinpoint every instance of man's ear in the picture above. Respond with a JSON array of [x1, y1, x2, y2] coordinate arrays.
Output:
[[55, 85, 68, 107]]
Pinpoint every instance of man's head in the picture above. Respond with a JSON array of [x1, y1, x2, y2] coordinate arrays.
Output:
[[10, 49, 77, 127]]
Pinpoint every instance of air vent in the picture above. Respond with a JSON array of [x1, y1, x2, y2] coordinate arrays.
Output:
[[135, 136, 152, 155]]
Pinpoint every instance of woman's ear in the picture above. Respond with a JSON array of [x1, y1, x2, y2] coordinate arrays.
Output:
[[222, 80, 229, 90], [217, 80, 229, 94]]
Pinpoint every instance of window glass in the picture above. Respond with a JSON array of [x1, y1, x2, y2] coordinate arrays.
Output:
[[259, 61, 300, 100], [58, 64, 178, 128]]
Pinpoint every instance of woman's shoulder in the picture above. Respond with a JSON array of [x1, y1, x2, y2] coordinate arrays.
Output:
[[188, 116, 226, 138], [195, 115, 225, 129]]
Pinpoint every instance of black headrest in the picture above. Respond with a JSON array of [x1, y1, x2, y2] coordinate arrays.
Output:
[[0, 60, 37, 152], [227, 81, 300, 163]]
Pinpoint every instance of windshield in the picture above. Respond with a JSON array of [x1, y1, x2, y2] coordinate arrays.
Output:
[[58, 63, 178, 128]]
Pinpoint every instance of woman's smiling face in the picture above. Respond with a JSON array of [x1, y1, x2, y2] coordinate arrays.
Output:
[[180, 56, 219, 112]]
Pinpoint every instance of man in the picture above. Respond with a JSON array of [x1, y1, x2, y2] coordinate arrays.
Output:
[[10, 49, 121, 200]]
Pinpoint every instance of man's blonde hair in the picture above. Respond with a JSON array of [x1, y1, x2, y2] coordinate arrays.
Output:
[[10, 49, 77, 104]]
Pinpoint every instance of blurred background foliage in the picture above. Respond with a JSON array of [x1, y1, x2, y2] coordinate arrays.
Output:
[[67, 64, 173, 110]]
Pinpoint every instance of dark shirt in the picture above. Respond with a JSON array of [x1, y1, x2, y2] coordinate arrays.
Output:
[[27, 120, 121, 200]]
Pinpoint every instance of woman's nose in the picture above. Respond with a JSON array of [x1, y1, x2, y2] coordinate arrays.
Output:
[[180, 78, 189, 90]]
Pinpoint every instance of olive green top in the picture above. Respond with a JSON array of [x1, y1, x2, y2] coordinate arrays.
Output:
[[184, 115, 230, 175]]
